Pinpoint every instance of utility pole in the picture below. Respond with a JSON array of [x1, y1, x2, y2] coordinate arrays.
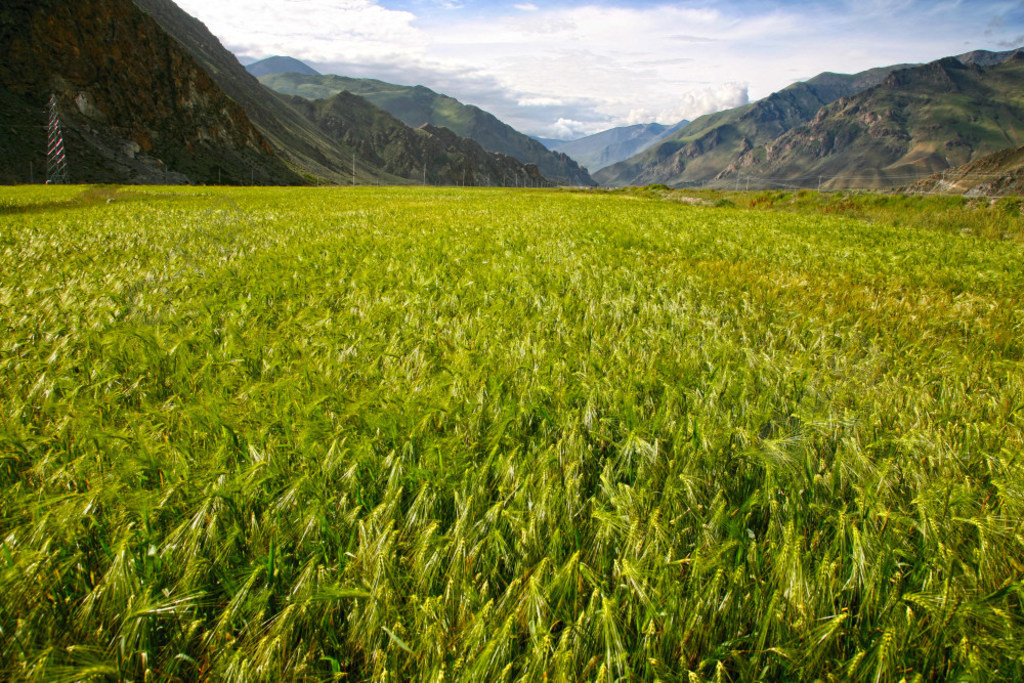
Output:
[[46, 94, 70, 184], [352, 153, 356, 186]]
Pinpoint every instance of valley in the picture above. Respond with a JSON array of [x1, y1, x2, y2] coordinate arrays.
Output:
[[2, 0, 1024, 680]]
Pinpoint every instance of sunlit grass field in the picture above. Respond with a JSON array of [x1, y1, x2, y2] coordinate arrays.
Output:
[[2, 185, 1023, 681]]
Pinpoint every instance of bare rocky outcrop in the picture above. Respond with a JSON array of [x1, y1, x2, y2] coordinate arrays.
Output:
[[908, 145, 1024, 196], [0, 0, 300, 184]]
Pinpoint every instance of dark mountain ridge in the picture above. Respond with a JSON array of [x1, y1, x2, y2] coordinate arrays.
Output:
[[0, 0, 298, 184], [133, 0, 402, 184]]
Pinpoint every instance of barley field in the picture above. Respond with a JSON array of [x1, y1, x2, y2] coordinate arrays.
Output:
[[1, 185, 1023, 681]]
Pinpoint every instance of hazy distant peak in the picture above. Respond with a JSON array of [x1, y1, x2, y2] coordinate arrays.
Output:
[[246, 56, 320, 77], [955, 47, 1024, 66]]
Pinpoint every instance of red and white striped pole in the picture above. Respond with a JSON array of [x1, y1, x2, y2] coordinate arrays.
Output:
[[46, 94, 70, 184]]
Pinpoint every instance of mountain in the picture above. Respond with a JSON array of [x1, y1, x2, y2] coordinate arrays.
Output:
[[909, 143, 1024, 196], [956, 47, 1023, 67], [596, 48, 1024, 189], [532, 136, 574, 150], [133, 0, 551, 187], [0, 0, 299, 185], [246, 56, 320, 78], [257, 71, 595, 185], [284, 91, 552, 187], [552, 121, 688, 172], [132, 0, 412, 185], [727, 55, 1024, 189], [594, 64, 908, 188]]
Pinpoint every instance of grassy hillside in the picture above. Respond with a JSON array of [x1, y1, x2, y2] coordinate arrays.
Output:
[[258, 73, 594, 185], [2, 185, 1023, 680]]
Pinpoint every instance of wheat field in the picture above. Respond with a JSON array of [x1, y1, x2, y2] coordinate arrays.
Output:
[[1, 185, 1023, 681]]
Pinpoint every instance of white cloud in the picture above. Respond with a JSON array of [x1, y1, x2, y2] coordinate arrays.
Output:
[[514, 3, 539, 11], [625, 84, 750, 125], [517, 96, 565, 107], [173, 0, 423, 63], [547, 118, 593, 140]]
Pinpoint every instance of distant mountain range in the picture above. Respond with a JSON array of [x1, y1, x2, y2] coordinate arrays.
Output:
[[732, 55, 1024, 190], [251, 65, 593, 185], [597, 48, 1024, 190], [3, 0, 1023, 193], [0, 0, 561, 186], [532, 136, 571, 149], [246, 56, 320, 78], [547, 121, 689, 173], [594, 64, 911, 188], [283, 91, 553, 186]]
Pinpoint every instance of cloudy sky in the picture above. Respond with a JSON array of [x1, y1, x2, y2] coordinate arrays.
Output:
[[172, 0, 1024, 139]]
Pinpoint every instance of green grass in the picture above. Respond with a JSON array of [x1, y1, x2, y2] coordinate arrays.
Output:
[[618, 186, 1024, 242], [2, 185, 1023, 681]]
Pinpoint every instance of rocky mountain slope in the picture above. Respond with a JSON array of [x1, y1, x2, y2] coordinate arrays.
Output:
[[729, 55, 1024, 190], [133, 0, 405, 185], [135, 1, 552, 186], [0, 0, 298, 184], [550, 121, 688, 173], [909, 143, 1024, 196], [597, 49, 1024, 189], [285, 91, 552, 186], [594, 65, 908, 187], [256, 70, 594, 185]]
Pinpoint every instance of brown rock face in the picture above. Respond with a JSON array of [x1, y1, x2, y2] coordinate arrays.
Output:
[[0, 0, 300, 184]]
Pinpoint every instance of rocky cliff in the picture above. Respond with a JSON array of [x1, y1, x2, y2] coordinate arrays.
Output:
[[0, 0, 299, 184]]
